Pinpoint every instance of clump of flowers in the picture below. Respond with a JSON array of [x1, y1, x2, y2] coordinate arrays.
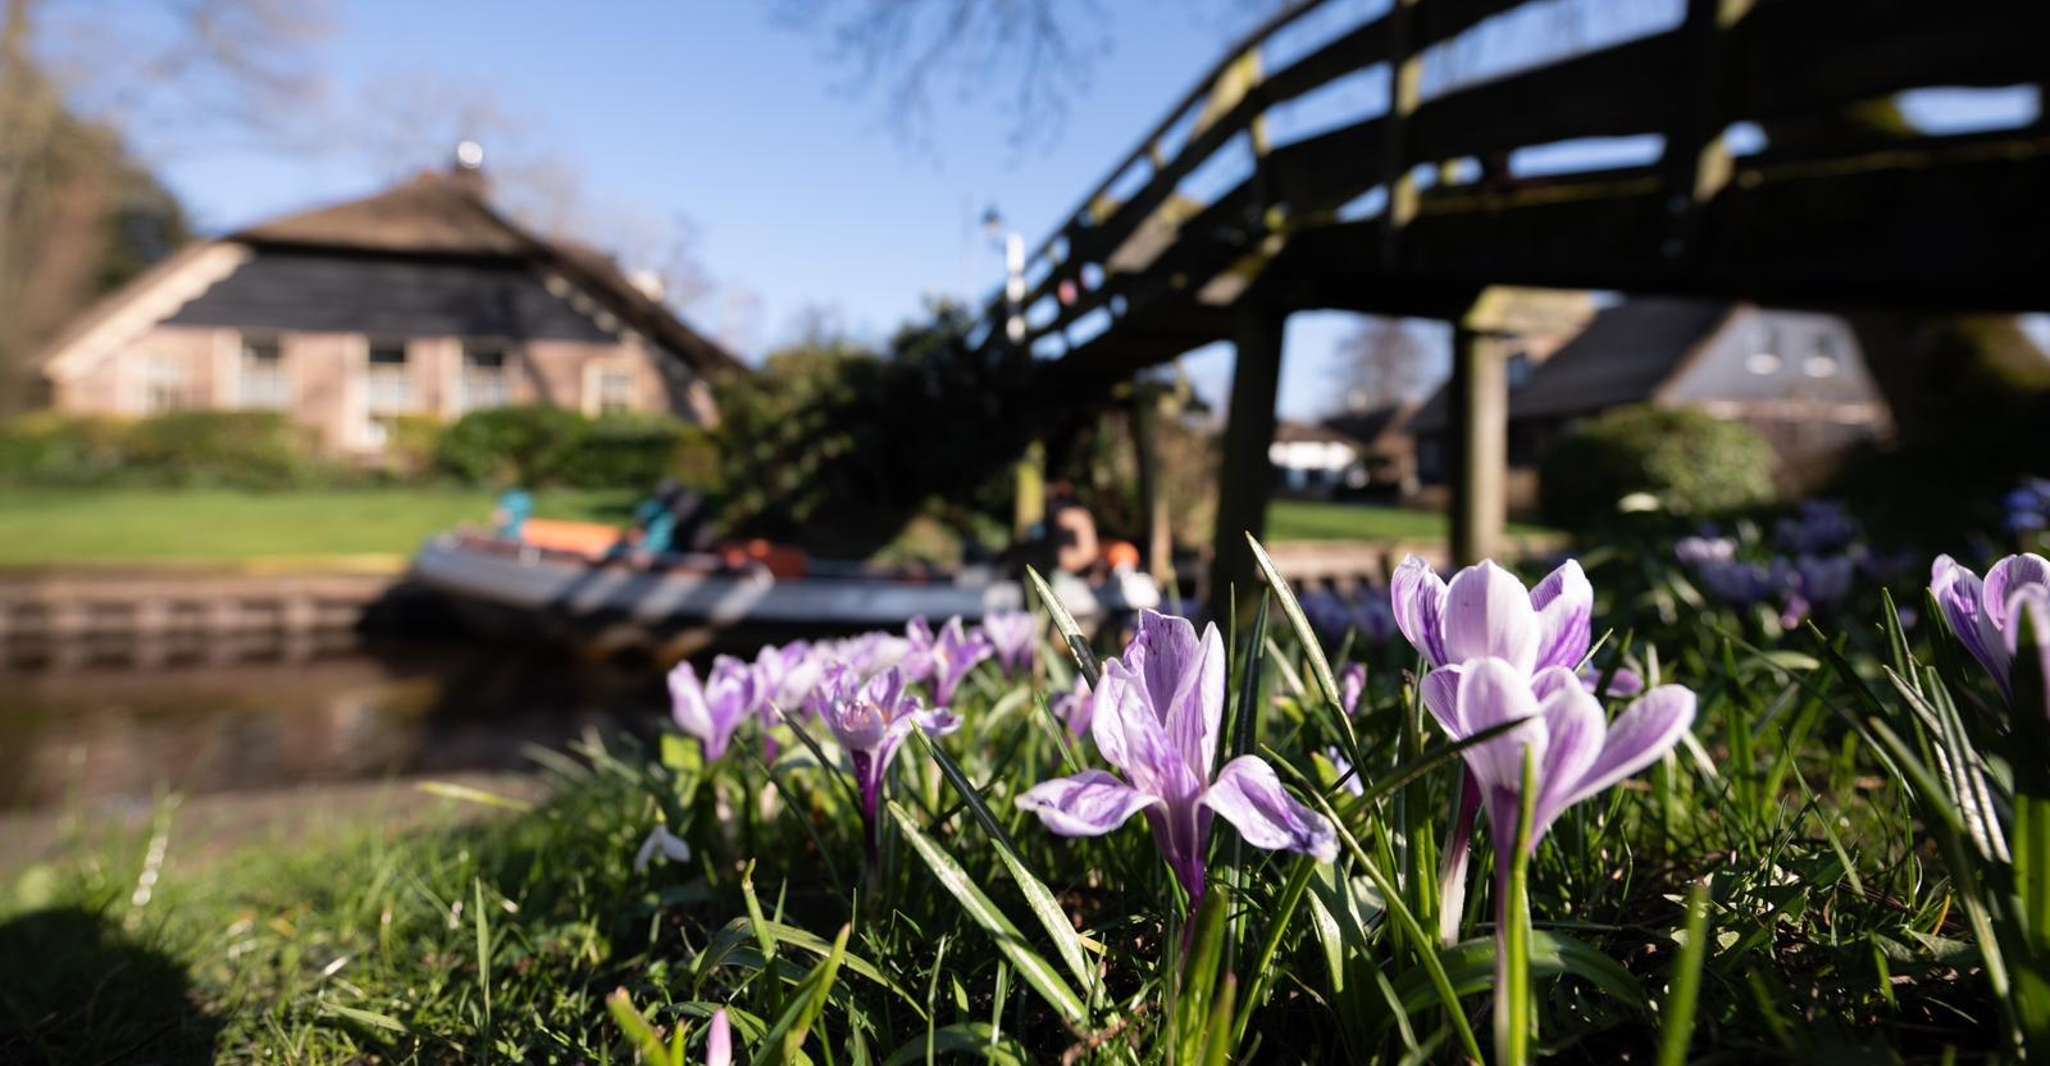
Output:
[[1300, 583, 1398, 648], [2005, 479, 2050, 539], [1017, 611, 1336, 911]]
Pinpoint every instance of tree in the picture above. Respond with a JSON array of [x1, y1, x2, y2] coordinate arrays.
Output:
[[1332, 316, 1429, 413], [0, 0, 325, 404]]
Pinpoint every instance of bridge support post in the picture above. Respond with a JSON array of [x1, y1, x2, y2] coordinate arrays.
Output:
[[1130, 382, 1175, 590], [1208, 305, 1286, 617], [1449, 321, 1507, 566]]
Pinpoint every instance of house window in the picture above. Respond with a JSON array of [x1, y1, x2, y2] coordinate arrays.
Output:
[[460, 342, 511, 412], [238, 335, 286, 409], [143, 357, 186, 413], [595, 367, 635, 414], [366, 341, 412, 415]]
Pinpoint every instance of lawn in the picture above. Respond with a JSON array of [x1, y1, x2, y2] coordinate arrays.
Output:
[[0, 487, 634, 568], [0, 490, 1558, 568], [1266, 499, 1558, 542]]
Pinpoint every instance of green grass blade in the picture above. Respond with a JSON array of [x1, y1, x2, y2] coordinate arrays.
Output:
[[910, 730, 1096, 997], [1658, 878, 1712, 1066], [1026, 565, 1100, 687], [606, 989, 675, 1066], [887, 802, 1090, 1030], [757, 923, 851, 1065], [1246, 534, 1342, 713]]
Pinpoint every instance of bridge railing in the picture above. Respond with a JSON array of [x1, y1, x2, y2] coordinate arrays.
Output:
[[974, 0, 2046, 366]]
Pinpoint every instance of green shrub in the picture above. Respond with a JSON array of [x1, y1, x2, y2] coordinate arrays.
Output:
[[1538, 405, 1777, 530], [0, 412, 133, 486], [122, 410, 318, 489], [379, 414, 445, 481], [435, 406, 584, 486], [435, 407, 714, 489], [556, 412, 690, 489]]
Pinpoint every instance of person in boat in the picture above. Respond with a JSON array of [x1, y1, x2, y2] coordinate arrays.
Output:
[[619, 480, 718, 560], [493, 489, 534, 541], [1048, 484, 1099, 576]]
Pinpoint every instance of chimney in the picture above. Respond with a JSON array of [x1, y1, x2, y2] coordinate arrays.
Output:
[[448, 139, 490, 197]]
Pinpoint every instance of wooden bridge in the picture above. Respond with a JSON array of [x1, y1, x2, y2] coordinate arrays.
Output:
[[968, 0, 2049, 599]]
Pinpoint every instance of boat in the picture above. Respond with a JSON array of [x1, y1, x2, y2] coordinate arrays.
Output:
[[409, 530, 1030, 658]]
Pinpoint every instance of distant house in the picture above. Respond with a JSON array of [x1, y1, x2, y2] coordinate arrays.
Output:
[[1411, 299, 1893, 492], [1268, 421, 1366, 498], [28, 163, 742, 456], [1322, 400, 1420, 498]]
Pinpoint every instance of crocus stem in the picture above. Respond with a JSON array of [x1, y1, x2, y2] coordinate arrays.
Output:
[[1496, 749, 1539, 1066], [1438, 770, 1480, 946]]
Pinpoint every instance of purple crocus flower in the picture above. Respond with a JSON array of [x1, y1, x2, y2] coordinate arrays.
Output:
[[1391, 556, 1592, 677], [670, 655, 758, 762], [837, 630, 915, 680], [809, 661, 959, 861], [926, 616, 994, 708], [1578, 663, 1644, 699], [1931, 553, 2050, 700], [1673, 535, 1737, 566], [1016, 611, 1337, 908], [705, 1008, 731, 1066], [1774, 553, 1856, 628], [1429, 661, 1696, 860], [981, 610, 1040, 676], [1051, 675, 1094, 736], [753, 640, 823, 712], [1693, 559, 1779, 608], [1353, 592, 1398, 644], [1338, 662, 1366, 716], [1327, 747, 1365, 798]]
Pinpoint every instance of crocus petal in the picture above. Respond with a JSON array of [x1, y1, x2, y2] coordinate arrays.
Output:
[[1452, 658, 1545, 797], [1933, 555, 2009, 686], [1985, 553, 2050, 630], [1531, 680, 1605, 839], [1091, 657, 1203, 802], [1131, 611, 1225, 778], [1563, 685, 1697, 810], [1529, 559, 1593, 672], [1391, 555, 1450, 666], [1203, 755, 1338, 862], [1017, 770, 1161, 836], [1338, 663, 1367, 715], [1441, 561, 1540, 675], [1420, 664, 1465, 736], [2009, 589, 2050, 710], [705, 1008, 731, 1066]]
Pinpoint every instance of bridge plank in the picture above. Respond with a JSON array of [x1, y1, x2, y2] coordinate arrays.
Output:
[[1726, 1, 2046, 122], [1406, 32, 1677, 165]]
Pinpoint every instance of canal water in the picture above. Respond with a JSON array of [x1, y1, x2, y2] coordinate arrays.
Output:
[[0, 636, 669, 810]]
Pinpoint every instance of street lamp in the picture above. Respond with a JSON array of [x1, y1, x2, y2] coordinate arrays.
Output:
[[983, 205, 1027, 346]]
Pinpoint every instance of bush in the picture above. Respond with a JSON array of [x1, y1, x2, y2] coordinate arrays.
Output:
[[557, 413, 693, 489], [1538, 405, 1777, 530], [436, 406, 715, 489], [434, 406, 584, 486], [0, 412, 133, 486], [122, 411, 318, 489], [0, 411, 325, 489]]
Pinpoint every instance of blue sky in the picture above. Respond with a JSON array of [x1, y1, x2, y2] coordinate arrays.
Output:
[[126, 1, 2045, 418]]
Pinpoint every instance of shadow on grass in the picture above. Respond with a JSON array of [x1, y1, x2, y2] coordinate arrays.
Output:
[[0, 907, 218, 1065]]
